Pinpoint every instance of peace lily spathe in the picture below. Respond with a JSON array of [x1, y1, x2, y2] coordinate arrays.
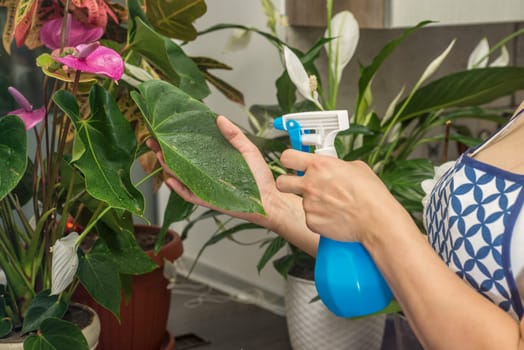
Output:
[[324, 10, 359, 84], [283, 45, 322, 109], [163, 258, 177, 290], [467, 37, 510, 70], [51, 232, 80, 295]]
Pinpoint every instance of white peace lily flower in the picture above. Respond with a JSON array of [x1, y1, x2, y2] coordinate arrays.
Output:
[[125, 63, 154, 82], [467, 37, 489, 69], [0, 268, 6, 286], [467, 38, 509, 69], [51, 232, 79, 295], [324, 10, 359, 84], [489, 45, 510, 67], [121, 74, 142, 88], [283, 46, 322, 109], [224, 29, 252, 52], [418, 39, 456, 85], [163, 258, 177, 290]]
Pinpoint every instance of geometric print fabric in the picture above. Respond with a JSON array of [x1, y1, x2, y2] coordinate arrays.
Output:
[[424, 153, 524, 320]]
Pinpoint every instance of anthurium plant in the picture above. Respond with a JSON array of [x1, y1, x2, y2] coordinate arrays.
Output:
[[0, 0, 263, 348], [182, 0, 524, 285]]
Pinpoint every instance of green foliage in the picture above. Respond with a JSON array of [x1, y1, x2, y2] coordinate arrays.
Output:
[[0, 0, 265, 346], [132, 80, 264, 215], [0, 115, 27, 201], [24, 318, 88, 350], [146, 0, 207, 41]]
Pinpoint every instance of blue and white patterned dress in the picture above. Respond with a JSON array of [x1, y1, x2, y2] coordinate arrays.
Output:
[[423, 112, 524, 321]]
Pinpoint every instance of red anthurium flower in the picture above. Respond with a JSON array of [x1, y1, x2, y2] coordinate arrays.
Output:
[[54, 42, 124, 81], [40, 14, 104, 50], [7, 87, 46, 130]]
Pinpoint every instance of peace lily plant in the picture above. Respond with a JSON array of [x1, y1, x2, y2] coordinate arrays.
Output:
[[0, 0, 263, 348], [184, 0, 524, 296]]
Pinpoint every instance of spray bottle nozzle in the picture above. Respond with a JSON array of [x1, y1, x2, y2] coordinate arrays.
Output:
[[273, 110, 349, 157]]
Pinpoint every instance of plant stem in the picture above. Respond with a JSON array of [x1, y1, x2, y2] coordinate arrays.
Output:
[[326, 0, 335, 109], [76, 206, 111, 247], [135, 167, 162, 187]]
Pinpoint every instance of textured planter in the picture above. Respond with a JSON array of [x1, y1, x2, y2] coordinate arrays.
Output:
[[75, 225, 183, 350], [0, 303, 100, 350], [285, 274, 386, 350]]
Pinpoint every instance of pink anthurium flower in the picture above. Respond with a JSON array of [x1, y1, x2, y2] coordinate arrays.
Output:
[[54, 42, 124, 81], [40, 13, 104, 50], [7, 87, 46, 130]]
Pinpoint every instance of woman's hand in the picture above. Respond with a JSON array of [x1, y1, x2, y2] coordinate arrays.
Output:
[[146, 116, 319, 255], [276, 149, 408, 244]]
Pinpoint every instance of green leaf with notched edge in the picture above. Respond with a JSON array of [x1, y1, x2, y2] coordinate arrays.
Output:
[[22, 291, 67, 334], [53, 86, 145, 217], [24, 318, 88, 350], [129, 17, 210, 100], [0, 115, 27, 201], [146, 0, 206, 41], [77, 247, 121, 320], [131, 80, 264, 214]]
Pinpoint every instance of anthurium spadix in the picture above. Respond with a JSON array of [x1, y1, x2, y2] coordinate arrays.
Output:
[[324, 10, 359, 84], [283, 46, 322, 109], [51, 232, 80, 295]]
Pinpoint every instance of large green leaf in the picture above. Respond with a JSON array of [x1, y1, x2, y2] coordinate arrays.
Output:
[[397, 67, 524, 121], [53, 86, 144, 216], [95, 220, 157, 275], [129, 17, 210, 100], [257, 236, 286, 273], [22, 291, 67, 334], [24, 318, 88, 350], [0, 115, 27, 201], [355, 21, 432, 122], [131, 80, 264, 214], [146, 0, 206, 41], [77, 247, 121, 320]]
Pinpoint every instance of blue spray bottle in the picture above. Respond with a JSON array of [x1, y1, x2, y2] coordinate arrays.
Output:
[[274, 110, 393, 318]]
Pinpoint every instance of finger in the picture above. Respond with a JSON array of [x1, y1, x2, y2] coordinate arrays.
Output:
[[280, 149, 314, 172], [145, 138, 160, 152], [216, 115, 258, 155], [275, 174, 304, 196]]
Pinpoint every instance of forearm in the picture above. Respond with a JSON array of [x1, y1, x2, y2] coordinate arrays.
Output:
[[364, 208, 521, 350]]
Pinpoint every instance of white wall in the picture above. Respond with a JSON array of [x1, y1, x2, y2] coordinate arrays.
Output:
[[157, 0, 288, 315]]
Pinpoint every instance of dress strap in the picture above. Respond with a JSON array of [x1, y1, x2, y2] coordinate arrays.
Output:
[[470, 107, 524, 157]]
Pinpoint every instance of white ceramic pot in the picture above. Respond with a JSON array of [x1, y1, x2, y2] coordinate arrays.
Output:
[[285, 274, 386, 350], [0, 304, 100, 350]]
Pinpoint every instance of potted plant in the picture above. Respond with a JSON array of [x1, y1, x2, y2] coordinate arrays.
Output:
[[177, 1, 524, 348], [0, 0, 264, 349]]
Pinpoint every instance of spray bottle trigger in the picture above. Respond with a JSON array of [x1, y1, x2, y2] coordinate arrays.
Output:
[[286, 120, 310, 153]]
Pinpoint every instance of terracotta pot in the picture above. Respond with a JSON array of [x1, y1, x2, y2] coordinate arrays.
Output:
[[75, 225, 183, 350], [0, 303, 100, 350]]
